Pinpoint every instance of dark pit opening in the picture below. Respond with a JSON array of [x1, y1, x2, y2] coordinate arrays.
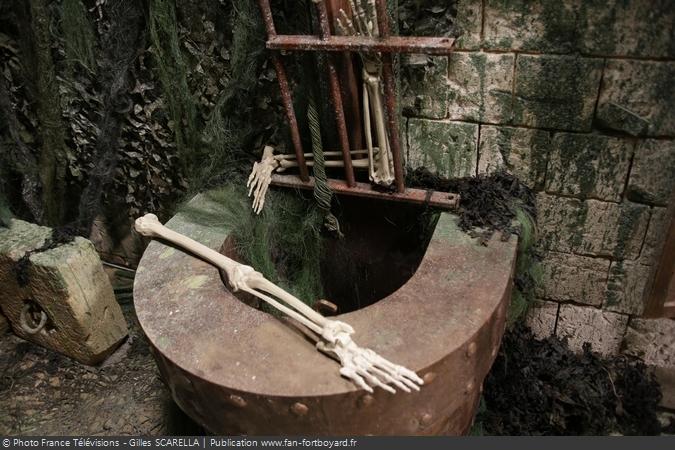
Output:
[[221, 195, 440, 315]]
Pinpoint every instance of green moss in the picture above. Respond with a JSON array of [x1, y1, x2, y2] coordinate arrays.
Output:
[[179, 183, 324, 308], [60, 0, 97, 73]]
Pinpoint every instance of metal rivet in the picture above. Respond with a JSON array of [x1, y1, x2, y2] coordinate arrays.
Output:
[[228, 394, 246, 408], [359, 394, 374, 407], [420, 413, 433, 427], [465, 380, 475, 394], [422, 371, 437, 384], [466, 342, 477, 358], [291, 402, 308, 416]]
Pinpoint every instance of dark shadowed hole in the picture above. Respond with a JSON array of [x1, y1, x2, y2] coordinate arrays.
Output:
[[221, 195, 439, 315]]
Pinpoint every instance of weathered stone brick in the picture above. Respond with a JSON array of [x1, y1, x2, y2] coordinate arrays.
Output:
[[454, 0, 482, 50], [0, 219, 128, 365], [481, 0, 675, 58], [595, 103, 649, 137], [512, 55, 603, 131], [525, 300, 559, 339], [447, 52, 514, 124], [556, 304, 628, 356], [483, 0, 579, 53], [545, 133, 633, 202], [627, 139, 675, 206], [623, 318, 675, 369], [598, 60, 675, 137], [537, 194, 649, 259], [640, 207, 671, 264], [406, 119, 477, 177], [579, 0, 675, 58], [401, 55, 448, 119], [537, 251, 610, 306], [604, 261, 653, 315], [478, 126, 549, 189]]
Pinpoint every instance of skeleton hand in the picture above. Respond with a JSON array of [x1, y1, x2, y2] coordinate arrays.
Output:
[[134, 213, 424, 394], [247, 146, 279, 214], [317, 320, 423, 393]]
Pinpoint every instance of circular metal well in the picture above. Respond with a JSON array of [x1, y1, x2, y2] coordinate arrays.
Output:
[[134, 192, 517, 435]]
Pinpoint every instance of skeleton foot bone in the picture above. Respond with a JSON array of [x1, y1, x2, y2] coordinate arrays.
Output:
[[135, 213, 423, 394]]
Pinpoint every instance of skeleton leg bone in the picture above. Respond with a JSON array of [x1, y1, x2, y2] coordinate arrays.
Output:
[[363, 68, 394, 186], [134, 213, 424, 394]]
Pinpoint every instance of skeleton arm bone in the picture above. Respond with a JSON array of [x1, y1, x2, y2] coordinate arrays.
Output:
[[134, 213, 424, 393]]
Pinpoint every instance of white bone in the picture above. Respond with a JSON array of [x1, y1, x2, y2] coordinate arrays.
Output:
[[247, 146, 377, 213], [339, 1, 396, 187], [134, 213, 424, 394]]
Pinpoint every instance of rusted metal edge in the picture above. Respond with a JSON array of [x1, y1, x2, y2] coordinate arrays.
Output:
[[267, 35, 456, 54], [271, 174, 459, 209], [314, 0, 356, 187], [270, 55, 310, 181]]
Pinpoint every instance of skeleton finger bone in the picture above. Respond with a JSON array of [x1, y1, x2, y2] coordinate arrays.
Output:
[[134, 213, 424, 394], [247, 146, 376, 212]]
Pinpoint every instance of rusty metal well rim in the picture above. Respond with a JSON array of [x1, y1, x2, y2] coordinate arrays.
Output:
[[134, 200, 517, 398]]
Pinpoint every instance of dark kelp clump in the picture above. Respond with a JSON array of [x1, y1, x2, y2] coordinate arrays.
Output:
[[476, 325, 663, 435], [407, 167, 536, 238]]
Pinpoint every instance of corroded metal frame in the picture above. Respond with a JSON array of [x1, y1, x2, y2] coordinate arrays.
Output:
[[256, 0, 457, 205]]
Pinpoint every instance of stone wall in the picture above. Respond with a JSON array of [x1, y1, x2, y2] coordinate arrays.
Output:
[[402, 0, 675, 359]]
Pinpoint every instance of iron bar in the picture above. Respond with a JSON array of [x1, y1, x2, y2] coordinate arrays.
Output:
[[315, 0, 356, 187], [374, 0, 404, 193], [267, 35, 455, 54], [271, 174, 459, 210], [257, 0, 309, 181], [257, 0, 277, 36]]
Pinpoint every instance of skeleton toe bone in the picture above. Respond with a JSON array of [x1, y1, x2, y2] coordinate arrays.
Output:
[[134, 213, 423, 394]]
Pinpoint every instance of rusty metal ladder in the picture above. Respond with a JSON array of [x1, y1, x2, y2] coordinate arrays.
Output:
[[257, 0, 459, 209]]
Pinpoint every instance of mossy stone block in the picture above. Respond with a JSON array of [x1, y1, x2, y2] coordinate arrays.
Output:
[[478, 125, 549, 189], [536, 251, 610, 307], [483, 0, 579, 53], [454, 0, 483, 50], [604, 261, 652, 315], [639, 207, 670, 264], [407, 119, 478, 178], [598, 60, 675, 137], [512, 55, 602, 131], [401, 55, 449, 119], [627, 139, 675, 206], [537, 194, 649, 259], [579, 0, 675, 58], [447, 52, 514, 124], [0, 219, 127, 365], [595, 102, 649, 137], [545, 133, 632, 202]]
